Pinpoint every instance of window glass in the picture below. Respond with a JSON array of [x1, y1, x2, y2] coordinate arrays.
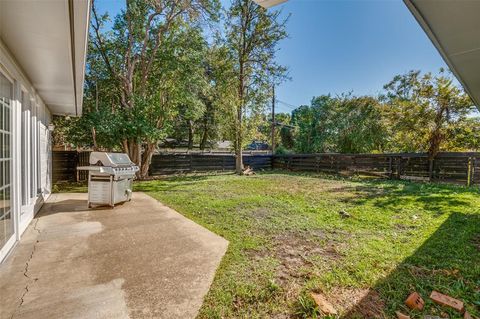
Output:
[[0, 72, 12, 248]]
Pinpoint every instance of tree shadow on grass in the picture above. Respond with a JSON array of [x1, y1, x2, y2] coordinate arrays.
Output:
[[332, 180, 479, 217], [340, 212, 480, 318]]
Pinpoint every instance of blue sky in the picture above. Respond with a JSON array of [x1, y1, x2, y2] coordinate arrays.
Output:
[[272, 0, 447, 112], [95, 0, 448, 113]]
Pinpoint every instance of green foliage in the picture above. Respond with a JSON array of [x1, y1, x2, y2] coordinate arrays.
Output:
[[60, 0, 290, 158], [79, 0, 220, 176], [446, 117, 480, 151], [289, 70, 476, 155], [54, 3, 477, 161], [382, 69, 474, 156], [293, 94, 387, 153], [274, 145, 292, 155], [257, 112, 294, 150]]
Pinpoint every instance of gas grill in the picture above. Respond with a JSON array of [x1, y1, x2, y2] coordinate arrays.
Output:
[[77, 152, 139, 208]]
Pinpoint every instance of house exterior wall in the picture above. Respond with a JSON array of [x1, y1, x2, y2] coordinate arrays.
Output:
[[0, 39, 53, 262]]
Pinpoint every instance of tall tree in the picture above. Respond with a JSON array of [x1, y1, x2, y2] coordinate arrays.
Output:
[[224, 0, 288, 174], [382, 69, 473, 158], [89, 0, 218, 178]]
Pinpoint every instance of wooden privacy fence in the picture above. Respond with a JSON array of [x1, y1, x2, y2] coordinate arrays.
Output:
[[149, 154, 272, 175], [53, 151, 272, 182], [273, 152, 480, 185], [52, 150, 480, 186], [52, 151, 78, 182], [52, 151, 90, 183]]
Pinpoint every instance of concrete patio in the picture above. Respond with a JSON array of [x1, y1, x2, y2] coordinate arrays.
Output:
[[0, 192, 228, 319]]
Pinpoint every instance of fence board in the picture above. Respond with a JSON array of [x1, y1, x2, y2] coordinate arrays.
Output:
[[52, 151, 480, 186], [52, 151, 78, 183]]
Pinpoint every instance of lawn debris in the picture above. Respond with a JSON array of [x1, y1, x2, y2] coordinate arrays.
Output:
[[338, 210, 351, 218], [430, 290, 465, 313], [408, 266, 460, 278], [396, 311, 411, 319], [242, 166, 255, 176], [310, 292, 337, 315], [464, 311, 475, 319], [405, 292, 425, 310]]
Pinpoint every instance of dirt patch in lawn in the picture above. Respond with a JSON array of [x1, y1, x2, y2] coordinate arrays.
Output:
[[251, 207, 274, 220], [272, 232, 343, 285], [328, 287, 386, 318], [245, 230, 346, 301], [394, 223, 418, 231]]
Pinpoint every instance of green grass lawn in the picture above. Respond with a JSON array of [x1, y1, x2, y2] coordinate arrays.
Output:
[[57, 171, 480, 318]]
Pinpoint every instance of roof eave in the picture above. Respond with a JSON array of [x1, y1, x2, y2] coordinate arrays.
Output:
[[403, 0, 480, 108]]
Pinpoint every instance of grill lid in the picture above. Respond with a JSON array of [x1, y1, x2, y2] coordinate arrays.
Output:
[[90, 152, 135, 167]]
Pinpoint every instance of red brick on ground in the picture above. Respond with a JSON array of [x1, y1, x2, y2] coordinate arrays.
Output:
[[430, 290, 465, 313], [310, 292, 337, 315], [405, 292, 424, 310], [396, 311, 411, 319]]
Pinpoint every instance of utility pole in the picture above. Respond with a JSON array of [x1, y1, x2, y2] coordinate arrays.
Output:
[[271, 84, 275, 154]]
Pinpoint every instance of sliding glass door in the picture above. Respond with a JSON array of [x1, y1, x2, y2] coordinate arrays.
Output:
[[0, 72, 13, 251]]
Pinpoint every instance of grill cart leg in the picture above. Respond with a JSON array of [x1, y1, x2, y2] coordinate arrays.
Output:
[[87, 171, 92, 208], [109, 175, 114, 208]]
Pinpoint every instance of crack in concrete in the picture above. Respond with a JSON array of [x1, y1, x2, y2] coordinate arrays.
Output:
[[10, 219, 42, 319]]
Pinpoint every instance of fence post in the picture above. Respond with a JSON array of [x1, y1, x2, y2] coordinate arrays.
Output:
[[396, 156, 402, 179], [467, 157, 473, 187], [428, 158, 434, 181], [75, 152, 79, 182], [472, 157, 476, 186], [388, 156, 393, 179]]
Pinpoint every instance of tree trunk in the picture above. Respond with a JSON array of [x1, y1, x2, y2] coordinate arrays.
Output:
[[199, 128, 208, 150], [138, 142, 156, 180], [199, 117, 209, 150], [122, 139, 129, 155], [236, 146, 243, 174], [122, 139, 156, 180], [236, 60, 245, 174], [91, 127, 98, 151], [187, 120, 194, 150], [235, 102, 244, 174], [137, 140, 142, 170], [428, 103, 448, 160]]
